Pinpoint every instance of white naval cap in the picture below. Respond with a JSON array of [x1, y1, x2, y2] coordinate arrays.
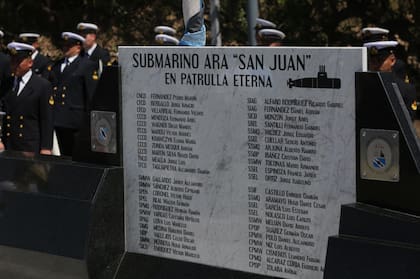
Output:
[[19, 33, 40, 43], [362, 27, 389, 36], [258, 28, 286, 41], [364, 40, 398, 56], [154, 26, 177, 36], [364, 40, 398, 49], [256, 18, 277, 29], [62, 32, 85, 43], [19, 33, 40, 39], [7, 42, 35, 52], [362, 27, 390, 43], [155, 34, 179, 45], [77, 22, 99, 32], [7, 42, 35, 58]]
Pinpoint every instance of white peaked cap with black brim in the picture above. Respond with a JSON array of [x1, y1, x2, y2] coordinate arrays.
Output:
[[7, 42, 35, 52], [77, 22, 99, 31], [61, 32, 85, 43], [363, 40, 398, 50], [364, 40, 398, 56], [19, 33, 40, 39], [256, 18, 277, 29], [7, 42, 35, 60], [258, 28, 286, 40], [362, 27, 390, 36], [154, 26, 177, 36], [155, 34, 179, 45], [362, 27, 390, 43], [19, 33, 41, 44]]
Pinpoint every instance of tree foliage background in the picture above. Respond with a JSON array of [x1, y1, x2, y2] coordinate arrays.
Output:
[[0, 0, 419, 84]]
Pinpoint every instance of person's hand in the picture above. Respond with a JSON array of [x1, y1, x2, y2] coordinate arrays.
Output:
[[40, 149, 52, 155], [0, 141, 5, 152]]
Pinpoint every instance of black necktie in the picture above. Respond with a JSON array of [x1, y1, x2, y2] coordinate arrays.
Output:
[[13, 77, 22, 94], [62, 58, 70, 72]]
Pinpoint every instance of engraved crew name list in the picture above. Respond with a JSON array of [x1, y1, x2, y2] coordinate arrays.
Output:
[[121, 47, 366, 279]]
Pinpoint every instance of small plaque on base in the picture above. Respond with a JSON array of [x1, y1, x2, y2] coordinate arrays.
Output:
[[91, 111, 117, 154], [360, 128, 399, 182]]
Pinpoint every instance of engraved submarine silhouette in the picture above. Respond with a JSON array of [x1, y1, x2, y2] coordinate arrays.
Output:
[[287, 65, 341, 89]]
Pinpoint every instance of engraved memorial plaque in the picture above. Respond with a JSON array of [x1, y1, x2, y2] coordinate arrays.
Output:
[[120, 47, 366, 279]]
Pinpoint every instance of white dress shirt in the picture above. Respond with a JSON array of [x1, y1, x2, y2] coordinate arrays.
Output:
[[16, 70, 32, 96], [61, 54, 78, 72], [87, 43, 97, 57]]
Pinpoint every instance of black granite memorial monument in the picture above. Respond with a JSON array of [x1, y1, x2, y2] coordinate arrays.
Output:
[[324, 72, 420, 278], [0, 151, 124, 279]]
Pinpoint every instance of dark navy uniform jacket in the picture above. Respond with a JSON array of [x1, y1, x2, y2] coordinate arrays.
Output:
[[0, 52, 11, 99], [1, 72, 54, 152], [32, 52, 52, 79], [87, 45, 110, 66], [49, 55, 97, 129]]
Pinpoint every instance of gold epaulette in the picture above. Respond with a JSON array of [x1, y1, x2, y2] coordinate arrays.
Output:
[[49, 96, 54, 106], [92, 71, 99, 80], [411, 101, 417, 111]]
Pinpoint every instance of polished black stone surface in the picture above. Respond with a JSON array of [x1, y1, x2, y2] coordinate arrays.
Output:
[[87, 167, 124, 279], [324, 235, 420, 279], [356, 72, 420, 215], [324, 203, 420, 279], [73, 65, 122, 166], [339, 203, 420, 246], [0, 150, 124, 279]]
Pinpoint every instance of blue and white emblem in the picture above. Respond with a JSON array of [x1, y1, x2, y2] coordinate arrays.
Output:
[[367, 138, 392, 173], [372, 151, 386, 169], [99, 126, 109, 143], [90, 111, 117, 154]]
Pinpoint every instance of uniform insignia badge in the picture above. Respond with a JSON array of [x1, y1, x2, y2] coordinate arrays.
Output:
[[9, 48, 17, 55], [92, 71, 99, 80], [369, 47, 378, 56], [49, 96, 55, 106], [411, 101, 417, 111]]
